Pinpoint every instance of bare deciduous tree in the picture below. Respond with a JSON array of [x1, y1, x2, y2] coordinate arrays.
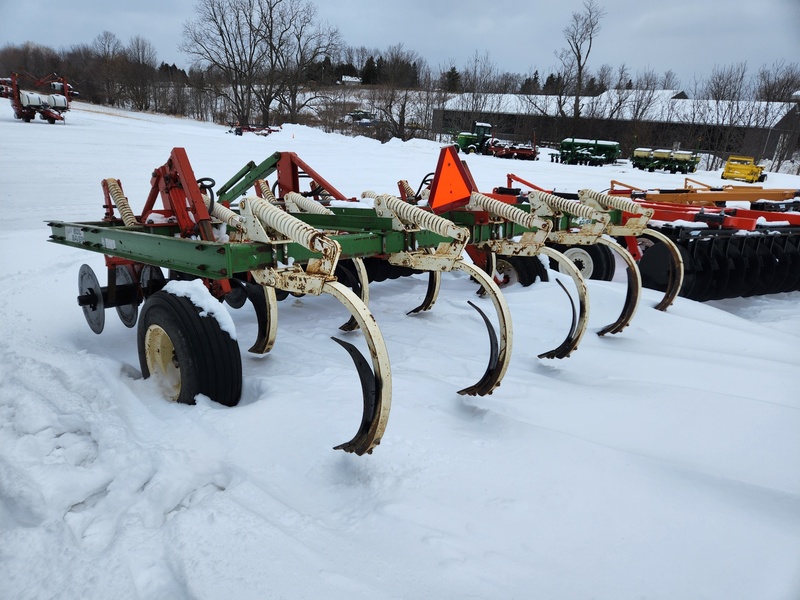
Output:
[[123, 36, 158, 111], [181, 0, 268, 125], [92, 32, 125, 105], [276, 0, 341, 123], [756, 60, 800, 101], [561, 0, 606, 124], [660, 69, 680, 91], [455, 51, 502, 124], [366, 44, 426, 141]]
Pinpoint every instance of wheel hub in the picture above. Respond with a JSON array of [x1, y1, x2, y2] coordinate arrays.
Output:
[[144, 324, 181, 401]]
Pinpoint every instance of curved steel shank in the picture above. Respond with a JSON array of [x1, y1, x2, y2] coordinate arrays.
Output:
[[323, 280, 392, 455], [595, 237, 642, 336], [536, 246, 590, 359], [454, 261, 513, 396], [641, 228, 685, 311]]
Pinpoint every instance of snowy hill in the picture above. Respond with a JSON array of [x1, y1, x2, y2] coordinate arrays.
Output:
[[1, 101, 799, 600]]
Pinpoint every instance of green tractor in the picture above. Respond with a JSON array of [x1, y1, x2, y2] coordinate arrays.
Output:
[[454, 121, 493, 154], [453, 121, 538, 160]]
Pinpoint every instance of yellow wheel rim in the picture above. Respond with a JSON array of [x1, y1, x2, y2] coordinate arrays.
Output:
[[144, 324, 181, 401]]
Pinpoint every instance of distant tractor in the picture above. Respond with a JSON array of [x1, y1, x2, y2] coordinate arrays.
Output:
[[631, 148, 701, 174], [454, 121, 537, 160], [721, 155, 767, 183], [455, 121, 493, 154], [555, 137, 621, 166]]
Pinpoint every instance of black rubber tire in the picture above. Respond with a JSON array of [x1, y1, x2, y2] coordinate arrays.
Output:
[[138, 290, 241, 406], [549, 243, 615, 281]]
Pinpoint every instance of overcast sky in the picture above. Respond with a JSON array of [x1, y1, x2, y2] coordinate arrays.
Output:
[[1, 0, 797, 90]]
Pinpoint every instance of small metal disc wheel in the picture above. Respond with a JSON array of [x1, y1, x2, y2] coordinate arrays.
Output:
[[78, 264, 105, 334], [138, 290, 242, 406], [363, 257, 391, 282], [638, 236, 685, 294], [551, 244, 615, 281], [115, 266, 139, 328]]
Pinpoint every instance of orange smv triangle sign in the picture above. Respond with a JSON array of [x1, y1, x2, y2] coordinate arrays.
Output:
[[428, 145, 476, 214]]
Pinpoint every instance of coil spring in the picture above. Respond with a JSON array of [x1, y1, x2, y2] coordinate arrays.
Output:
[[580, 189, 652, 217], [399, 180, 416, 201], [105, 178, 137, 227], [285, 191, 334, 215], [256, 180, 277, 202], [210, 202, 243, 230], [248, 196, 332, 255], [386, 194, 467, 240], [534, 191, 600, 221], [366, 191, 468, 241], [470, 191, 546, 231]]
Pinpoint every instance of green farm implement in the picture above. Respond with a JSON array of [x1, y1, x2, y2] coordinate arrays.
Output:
[[553, 138, 621, 166], [394, 147, 683, 356], [48, 148, 517, 455], [631, 148, 700, 174]]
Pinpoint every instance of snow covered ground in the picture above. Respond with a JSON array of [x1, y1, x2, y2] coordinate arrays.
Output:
[[1, 102, 799, 600]]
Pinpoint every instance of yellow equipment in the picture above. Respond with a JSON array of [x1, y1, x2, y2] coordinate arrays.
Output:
[[721, 155, 767, 183]]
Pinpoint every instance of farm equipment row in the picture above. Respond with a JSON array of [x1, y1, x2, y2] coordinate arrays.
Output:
[[49, 145, 690, 456], [1, 72, 76, 123]]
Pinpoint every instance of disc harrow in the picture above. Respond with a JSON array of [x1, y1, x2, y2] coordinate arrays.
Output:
[[608, 180, 800, 300]]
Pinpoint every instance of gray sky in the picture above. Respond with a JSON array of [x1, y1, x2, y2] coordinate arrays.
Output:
[[1, 0, 798, 90]]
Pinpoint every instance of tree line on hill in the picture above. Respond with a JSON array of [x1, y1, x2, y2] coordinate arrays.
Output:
[[1, 0, 798, 148]]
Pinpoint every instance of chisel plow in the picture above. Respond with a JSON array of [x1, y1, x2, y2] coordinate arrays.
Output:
[[501, 172, 685, 314], [48, 147, 518, 456], [608, 179, 800, 300], [394, 147, 680, 357], [217, 149, 513, 398]]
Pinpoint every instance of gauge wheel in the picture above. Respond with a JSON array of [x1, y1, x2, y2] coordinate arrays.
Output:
[[550, 244, 615, 280], [138, 290, 241, 406]]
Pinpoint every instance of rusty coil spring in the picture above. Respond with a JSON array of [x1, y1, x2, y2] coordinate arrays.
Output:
[[104, 178, 137, 227], [248, 196, 332, 255], [534, 191, 601, 221], [285, 191, 335, 215], [210, 202, 243, 230], [365, 191, 468, 241], [580, 189, 653, 217], [470, 191, 550, 232]]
